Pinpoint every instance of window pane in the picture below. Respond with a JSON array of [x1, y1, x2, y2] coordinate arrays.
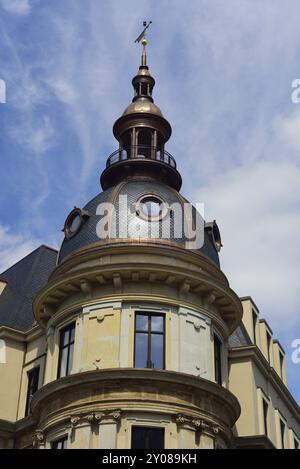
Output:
[[25, 367, 40, 417], [131, 427, 164, 449], [62, 329, 69, 347], [70, 324, 75, 343], [59, 348, 68, 378], [52, 437, 68, 449], [151, 315, 164, 332], [62, 439, 68, 449], [136, 314, 148, 331], [135, 333, 148, 368], [67, 343, 74, 375], [151, 334, 164, 369]]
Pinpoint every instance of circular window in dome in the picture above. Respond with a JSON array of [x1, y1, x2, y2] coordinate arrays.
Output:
[[64, 208, 89, 239], [136, 195, 167, 221]]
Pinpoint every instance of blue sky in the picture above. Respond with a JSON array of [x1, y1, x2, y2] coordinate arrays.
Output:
[[0, 0, 299, 401]]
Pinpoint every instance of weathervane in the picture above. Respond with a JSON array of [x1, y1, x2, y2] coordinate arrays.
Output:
[[134, 21, 152, 44], [135, 21, 152, 66]]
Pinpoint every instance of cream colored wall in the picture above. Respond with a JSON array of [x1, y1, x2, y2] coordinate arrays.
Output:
[[44, 300, 226, 385], [273, 342, 287, 385], [259, 321, 273, 366], [229, 357, 300, 448], [241, 299, 260, 346], [17, 334, 46, 419], [228, 360, 259, 436], [0, 338, 24, 422], [241, 298, 287, 387]]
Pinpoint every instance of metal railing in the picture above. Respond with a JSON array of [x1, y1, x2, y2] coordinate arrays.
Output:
[[106, 145, 177, 169]]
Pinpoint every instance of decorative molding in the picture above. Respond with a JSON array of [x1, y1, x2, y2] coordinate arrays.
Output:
[[203, 291, 217, 306], [175, 413, 220, 435], [89, 311, 114, 323], [70, 409, 122, 429], [113, 273, 122, 293], [80, 279, 92, 295], [32, 429, 45, 448], [179, 280, 191, 297]]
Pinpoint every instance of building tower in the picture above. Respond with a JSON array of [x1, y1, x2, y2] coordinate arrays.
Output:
[[26, 36, 243, 450], [1, 30, 299, 451]]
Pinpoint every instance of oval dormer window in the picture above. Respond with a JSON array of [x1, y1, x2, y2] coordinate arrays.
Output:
[[136, 195, 166, 221], [64, 208, 89, 239]]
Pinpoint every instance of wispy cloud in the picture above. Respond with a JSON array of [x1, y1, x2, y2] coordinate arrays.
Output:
[[0, 0, 31, 16], [0, 224, 41, 273]]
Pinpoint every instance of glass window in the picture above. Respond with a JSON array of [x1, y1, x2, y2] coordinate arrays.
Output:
[[131, 426, 164, 449], [280, 419, 286, 449], [52, 436, 68, 449], [134, 313, 165, 369], [214, 334, 222, 385], [262, 399, 268, 436], [25, 367, 40, 417], [138, 196, 163, 220], [57, 323, 75, 378]]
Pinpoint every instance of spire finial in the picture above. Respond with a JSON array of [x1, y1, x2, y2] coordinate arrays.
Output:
[[135, 21, 152, 66]]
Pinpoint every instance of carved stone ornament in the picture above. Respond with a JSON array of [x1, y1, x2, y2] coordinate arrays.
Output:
[[175, 413, 220, 434], [70, 409, 122, 427], [32, 429, 45, 447], [110, 409, 122, 421]]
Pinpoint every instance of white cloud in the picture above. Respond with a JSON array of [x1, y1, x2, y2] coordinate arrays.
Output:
[[275, 110, 300, 153], [9, 115, 55, 154], [0, 224, 42, 273], [197, 160, 300, 331], [0, 0, 31, 16]]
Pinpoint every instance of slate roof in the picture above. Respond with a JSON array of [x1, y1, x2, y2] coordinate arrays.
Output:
[[0, 246, 57, 332], [58, 179, 220, 267], [229, 321, 253, 348]]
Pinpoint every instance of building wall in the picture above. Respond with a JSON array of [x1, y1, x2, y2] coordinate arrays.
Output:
[[42, 300, 225, 386], [229, 352, 300, 449], [0, 337, 24, 422]]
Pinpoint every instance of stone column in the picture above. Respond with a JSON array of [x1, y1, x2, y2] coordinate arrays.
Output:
[[98, 410, 121, 449]]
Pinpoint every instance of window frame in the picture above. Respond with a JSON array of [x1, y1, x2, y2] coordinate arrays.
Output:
[[213, 333, 222, 385], [57, 322, 75, 379], [279, 418, 286, 449], [25, 366, 40, 417], [51, 436, 68, 449], [262, 398, 269, 436], [134, 312, 165, 369]]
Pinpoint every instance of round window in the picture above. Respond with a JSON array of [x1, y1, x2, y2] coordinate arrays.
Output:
[[64, 208, 89, 239], [137, 195, 166, 221]]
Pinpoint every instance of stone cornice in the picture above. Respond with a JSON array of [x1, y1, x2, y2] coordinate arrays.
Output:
[[31, 369, 241, 430], [33, 241, 242, 333], [229, 346, 300, 423]]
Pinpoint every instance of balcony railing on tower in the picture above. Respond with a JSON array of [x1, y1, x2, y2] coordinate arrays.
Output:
[[106, 145, 176, 169]]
